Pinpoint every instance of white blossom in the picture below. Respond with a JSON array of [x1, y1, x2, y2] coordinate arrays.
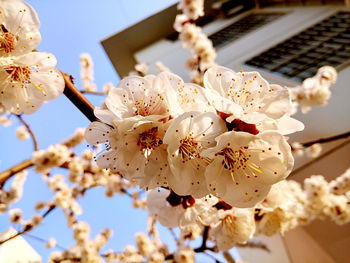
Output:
[[0, 115, 11, 126], [202, 131, 294, 207], [203, 66, 304, 135], [32, 144, 71, 173], [80, 53, 96, 92], [16, 125, 29, 140], [0, 52, 64, 114], [163, 111, 226, 197], [330, 168, 350, 195], [174, 246, 195, 263], [146, 189, 185, 228], [209, 208, 255, 251], [289, 66, 337, 113], [178, 0, 204, 20], [0, 0, 41, 56], [46, 238, 56, 249], [8, 208, 22, 224]]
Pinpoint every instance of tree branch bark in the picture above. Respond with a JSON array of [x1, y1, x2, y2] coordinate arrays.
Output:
[[61, 71, 98, 122]]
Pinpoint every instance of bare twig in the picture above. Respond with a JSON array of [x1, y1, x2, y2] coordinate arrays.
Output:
[[236, 240, 270, 253], [165, 225, 214, 260], [80, 90, 106, 96], [222, 251, 236, 263], [24, 233, 67, 250], [296, 130, 350, 148], [16, 114, 39, 151], [0, 159, 33, 186], [291, 139, 350, 177], [0, 205, 56, 246], [61, 71, 98, 122], [168, 228, 179, 244]]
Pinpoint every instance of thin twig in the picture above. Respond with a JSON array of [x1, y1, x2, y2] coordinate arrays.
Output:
[[80, 90, 106, 96], [24, 233, 67, 250], [222, 251, 236, 263], [0, 159, 33, 186], [236, 240, 270, 252], [16, 114, 39, 151], [168, 228, 180, 246], [0, 205, 56, 246], [202, 251, 224, 263], [165, 226, 214, 260], [291, 139, 350, 176], [61, 71, 98, 122], [195, 226, 210, 252], [297, 130, 350, 148]]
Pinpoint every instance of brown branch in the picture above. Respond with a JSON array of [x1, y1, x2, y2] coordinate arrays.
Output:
[[222, 251, 236, 263], [0, 204, 56, 246], [16, 114, 39, 151], [165, 225, 214, 260], [80, 90, 106, 96], [61, 71, 98, 122], [298, 130, 350, 148], [290, 139, 350, 177], [236, 240, 270, 252], [0, 159, 33, 186]]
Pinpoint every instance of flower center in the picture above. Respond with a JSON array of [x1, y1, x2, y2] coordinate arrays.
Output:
[[137, 127, 162, 156], [217, 146, 262, 178], [5, 66, 31, 83], [0, 24, 17, 54], [178, 137, 201, 162]]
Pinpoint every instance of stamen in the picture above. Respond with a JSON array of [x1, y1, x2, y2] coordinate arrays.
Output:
[[218, 146, 261, 180], [178, 136, 201, 162], [0, 24, 17, 54], [137, 127, 162, 156], [5, 66, 31, 83]]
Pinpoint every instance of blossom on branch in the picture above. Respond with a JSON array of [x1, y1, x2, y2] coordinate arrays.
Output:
[[0, 0, 41, 56], [202, 131, 294, 207]]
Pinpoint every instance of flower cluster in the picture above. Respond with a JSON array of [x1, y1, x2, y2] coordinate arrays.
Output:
[[174, 0, 216, 84], [80, 53, 97, 92], [146, 168, 350, 252], [0, 170, 27, 214], [0, 0, 64, 114], [49, 222, 112, 263], [289, 66, 337, 113], [86, 66, 300, 209]]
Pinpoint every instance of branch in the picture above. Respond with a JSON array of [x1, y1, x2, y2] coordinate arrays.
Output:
[[222, 251, 236, 263], [61, 71, 98, 122], [291, 139, 350, 176], [0, 204, 56, 246], [16, 114, 39, 151], [0, 159, 33, 186], [24, 233, 67, 250], [194, 225, 211, 253], [80, 90, 106, 96], [165, 226, 214, 260], [298, 130, 350, 148], [236, 240, 270, 253]]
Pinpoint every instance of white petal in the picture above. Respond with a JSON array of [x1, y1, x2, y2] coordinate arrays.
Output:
[[85, 121, 114, 145], [94, 107, 117, 125]]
